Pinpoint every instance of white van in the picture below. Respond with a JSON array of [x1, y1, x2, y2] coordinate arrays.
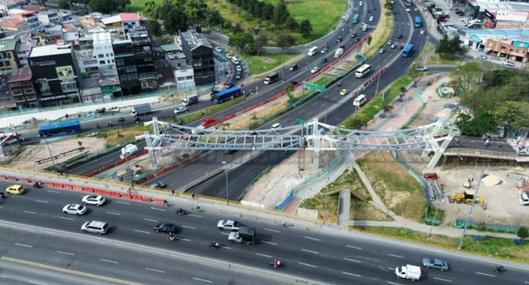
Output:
[[362, 23, 368, 32], [353, 94, 367, 107], [308, 46, 318, 56]]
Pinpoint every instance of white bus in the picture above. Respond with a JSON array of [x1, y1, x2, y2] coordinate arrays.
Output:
[[355, 64, 372, 78], [307, 46, 318, 56]]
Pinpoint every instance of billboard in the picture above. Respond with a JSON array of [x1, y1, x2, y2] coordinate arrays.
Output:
[[496, 11, 528, 22]]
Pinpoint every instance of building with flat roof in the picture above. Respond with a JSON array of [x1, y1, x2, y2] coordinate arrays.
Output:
[[178, 31, 215, 85], [464, 28, 529, 50], [0, 38, 20, 72], [29, 44, 80, 106], [8, 66, 37, 108]]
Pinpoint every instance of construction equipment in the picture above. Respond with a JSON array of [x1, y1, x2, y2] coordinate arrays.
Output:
[[449, 191, 485, 205]]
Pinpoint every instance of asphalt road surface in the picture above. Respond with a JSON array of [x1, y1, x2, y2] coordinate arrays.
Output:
[[0, 181, 528, 284]]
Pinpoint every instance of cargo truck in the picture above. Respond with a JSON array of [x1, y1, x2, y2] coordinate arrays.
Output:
[[183, 94, 199, 106], [131, 104, 152, 117], [228, 226, 256, 245], [120, 144, 139, 159], [395, 264, 421, 281], [264, 73, 280, 85]]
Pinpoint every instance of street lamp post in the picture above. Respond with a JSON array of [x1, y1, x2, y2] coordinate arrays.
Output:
[[222, 161, 229, 205]]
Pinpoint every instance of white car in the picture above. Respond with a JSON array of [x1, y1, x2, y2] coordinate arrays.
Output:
[[214, 46, 223, 53], [236, 65, 242, 71], [369, 16, 374, 22], [405, 8, 411, 12], [359, 1, 363, 6], [174, 105, 188, 114], [520, 192, 529, 205], [63, 203, 87, 215], [310, 66, 320, 74], [271, 123, 283, 129], [231, 56, 240, 64], [81, 220, 109, 235], [416, 66, 428, 72], [82, 195, 106, 206], [502, 60, 515, 67], [217, 219, 241, 231]]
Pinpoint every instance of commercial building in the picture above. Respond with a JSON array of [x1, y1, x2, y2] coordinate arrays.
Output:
[[178, 31, 215, 85], [93, 32, 117, 76], [102, 13, 143, 36], [29, 44, 80, 106], [485, 38, 529, 62], [8, 9, 39, 30], [8, 66, 37, 108], [0, 38, 20, 72]]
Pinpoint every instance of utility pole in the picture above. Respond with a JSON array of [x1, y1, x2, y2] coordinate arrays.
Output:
[[45, 137, 57, 167], [458, 170, 485, 250]]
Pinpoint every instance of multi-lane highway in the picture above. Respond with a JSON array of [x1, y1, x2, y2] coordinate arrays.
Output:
[[63, 0, 375, 176], [149, 0, 427, 199], [0, 181, 528, 284]]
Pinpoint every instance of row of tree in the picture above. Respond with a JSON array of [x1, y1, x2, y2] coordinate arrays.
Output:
[[229, 31, 296, 55], [451, 62, 529, 136], [436, 35, 467, 59], [227, 0, 312, 37], [59, 0, 130, 14]]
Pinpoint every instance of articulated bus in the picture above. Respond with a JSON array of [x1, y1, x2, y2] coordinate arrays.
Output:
[[352, 14, 360, 24], [355, 64, 372, 78], [38, 120, 81, 138]]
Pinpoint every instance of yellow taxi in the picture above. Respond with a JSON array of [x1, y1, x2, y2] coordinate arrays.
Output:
[[6, 184, 25, 195]]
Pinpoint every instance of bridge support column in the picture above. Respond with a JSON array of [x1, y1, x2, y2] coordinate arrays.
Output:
[[145, 131, 160, 169], [312, 118, 320, 169]]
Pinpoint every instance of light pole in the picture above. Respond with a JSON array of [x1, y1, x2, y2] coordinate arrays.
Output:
[[222, 161, 229, 205], [458, 170, 485, 250]]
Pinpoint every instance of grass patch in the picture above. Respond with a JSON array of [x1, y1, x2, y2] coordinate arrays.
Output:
[[357, 152, 425, 222], [341, 75, 413, 129], [245, 53, 299, 76], [351, 200, 393, 221], [353, 227, 529, 264], [178, 96, 246, 124], [97, 124, 151, 146], [300, 192, 339, 223], [364, 11, 394, 57], [314, 75, 334, 86], [428, 54, 463, 65]]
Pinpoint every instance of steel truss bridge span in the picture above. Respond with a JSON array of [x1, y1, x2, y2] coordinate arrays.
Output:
[[143, 118, 459, 169]]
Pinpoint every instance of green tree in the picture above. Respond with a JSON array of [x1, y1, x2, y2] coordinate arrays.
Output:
[[144, 0, 159, 18], [285, 16, 298, 31], [164, 8, 188, 35], [59, 0, 71, 9], [272, 0, 289, 27], [229, 32, 256, 54], [299, 19, 312, 38], [456, 108, 497, 137], [493, 101, 529, 130], [436, 35, 451, 54], [185, 0, 207, 28], [254, 33, 268, 55], [518, 226, 529, 240], [206, 9, 223, 28], [276, 33, 295, 49], [149, 19, 162, 36], [450, 62, 482, 97]]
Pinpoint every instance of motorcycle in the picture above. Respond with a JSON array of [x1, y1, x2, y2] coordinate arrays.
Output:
[[168, 233, 177, 241], [494, 265, 505, 273], [210, 241, 220, 249], [269, 259, 282, 269], [176, 208, 188, 216], [32, 182, 44, 188]]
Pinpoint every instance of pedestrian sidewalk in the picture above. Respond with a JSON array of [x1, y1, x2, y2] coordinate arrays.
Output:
[[338, 189, 351, 229]]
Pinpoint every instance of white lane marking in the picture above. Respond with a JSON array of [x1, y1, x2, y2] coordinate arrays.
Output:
[[115, 201, 130, 205], [23, 210, 36, 215], [134, 229, 151, 235], [262, 241, 277, 246], [524, 281, 529, 284], [475, 272, 495, 277], [181, 225, 197, 230], [433, 277, 452, 283], [58, 216, 74, 221], [222, 246, 232, 250], [35, 199, 49, 204], [15, 243, 32, 248], [188, 214, 202, 218], [150, 207, 166, 212], [46, 190, 60, 194], [264, 228, 280, 233], [219, 232, 229, 236], [387, 267, 395, 271], [344, 257, 362, 263], [145, 267, 165, 274], [106, 211, 121, 216], [303, 236, 321, 242], [256, 253, 273, 258], [192, 277, 213, 283], [299, 262, 317, 268], [56, 251, 75, 256], [100, 259, 119, 264], [388, 253, 403, 258], [345, 244, 362, 250], [342, 271, 361, 278], [387, 282, 403, 285], [180, 238, 191, 242], [302, 249, 319, 255], [143, 218, 159, 223]]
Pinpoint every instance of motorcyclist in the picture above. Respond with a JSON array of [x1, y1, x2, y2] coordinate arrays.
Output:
[[0, 191, 5, 198], [270, 259, 281, 269], [494, 265, 505, 273], [168, 232, 177, 241], [210, 241, 220, 248]]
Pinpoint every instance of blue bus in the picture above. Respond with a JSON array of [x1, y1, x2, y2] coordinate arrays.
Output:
[[352, 14, 360, 24], [414, 16, 422, 28], [38, 120, 81, 138], [402, 43, 414, 57], [211, 85, 242, 104]]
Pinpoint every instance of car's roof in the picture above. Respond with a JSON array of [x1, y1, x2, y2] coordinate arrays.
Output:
[[9, 184, 22, 188], [87, 220, 107, 227]]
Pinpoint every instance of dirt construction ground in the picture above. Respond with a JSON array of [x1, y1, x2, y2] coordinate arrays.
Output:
[[435, 167, 529, 226], [9, 137, 107, 170]]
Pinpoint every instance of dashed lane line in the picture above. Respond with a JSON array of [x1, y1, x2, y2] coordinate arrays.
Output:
[[188, 214, 202, 218], [342, 271, 361, 278], [263, 228, 280, 233], [303, 236, 321, 242], [181, 225, 197, 230], [192, 277, 213, 283], [56, 251, 75, 256], [344, 257, 362, 263], [345, 245, 362, 250], [115, 201, 130, 205], [262, 241, 277, 246], [301, 249, 319, 255], [15, 243, 32, 248], [387, 254, 403, 258], [133, 229, 151, 235], [35, 200, 49, 204], [299, 262, 317, 268], [475, 272, 495, 277], [143, 218, 158, 223], [150, 207, 166, 212], [100, 259, 119, 264], [106, 211, 121, 216], [180, 238, 191, 242], [46, 190, 60, 194], [256, 253, 273, 258], [145, 267, 165, 274], [433, 277, 452, 283], [23, 211, 36, 215], [387, 281, 403, 285], [58, 216, 74, 221]]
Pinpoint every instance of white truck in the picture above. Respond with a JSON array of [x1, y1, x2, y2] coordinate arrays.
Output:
[[334, 47, 345, 59], [131, 104, 152, 117], [120, 144, 139, 159], [395, 264, 421, 281], [183, 94, 199, 106]]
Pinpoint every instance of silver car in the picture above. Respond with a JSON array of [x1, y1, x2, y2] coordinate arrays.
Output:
[[81, 220, 109, 235], [422, 258, 449, 271]]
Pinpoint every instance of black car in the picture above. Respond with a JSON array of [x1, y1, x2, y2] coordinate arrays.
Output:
[[153, 223, 179, 233], [397, 33, 403, 39], [351, 33, 357, 38], [150, 182, 167, 189], [289, 64, 298, 71], [321, 57, 328, 63]]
